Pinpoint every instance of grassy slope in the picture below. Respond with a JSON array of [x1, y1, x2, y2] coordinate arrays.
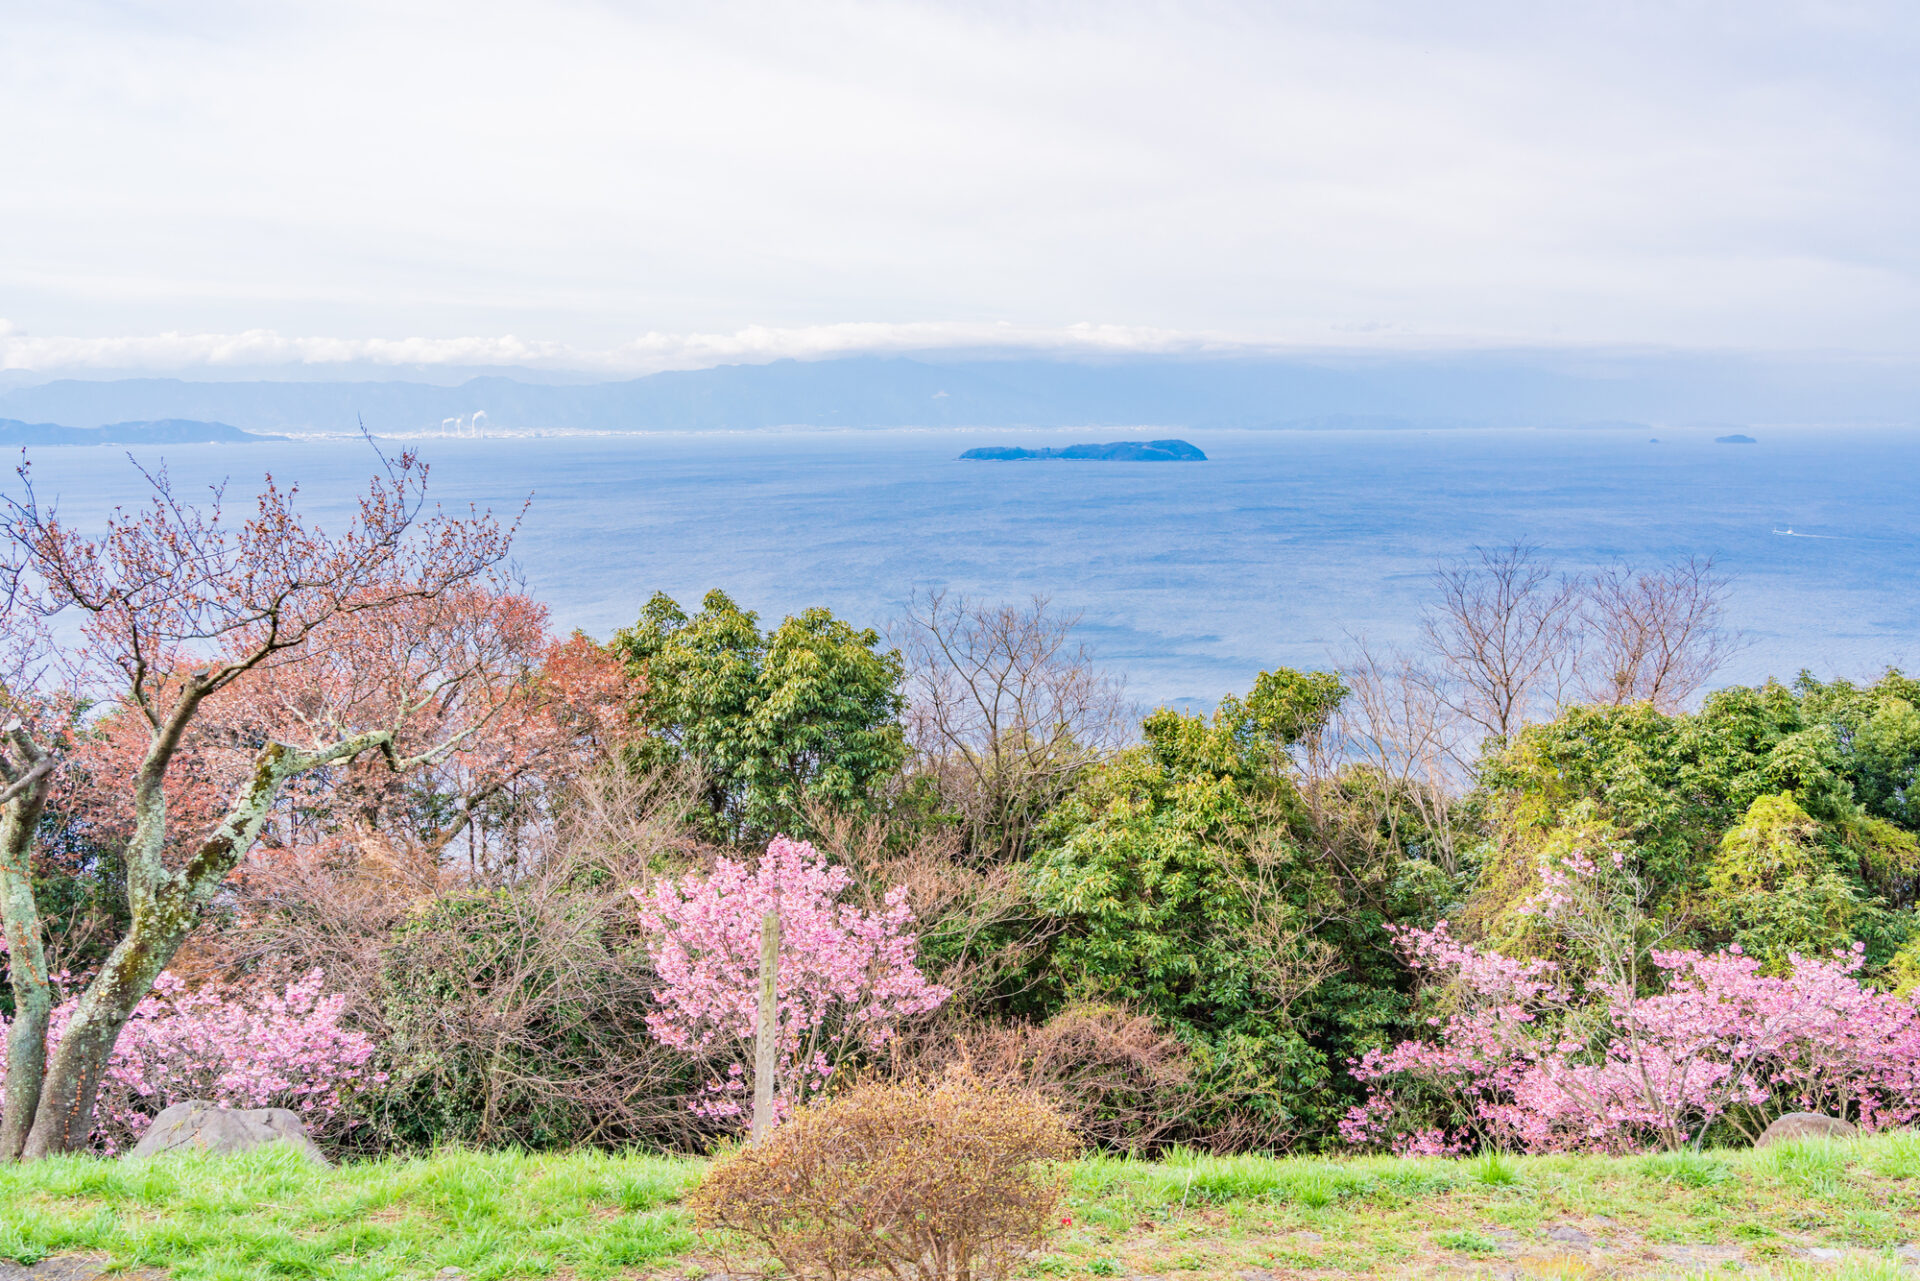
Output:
[[1, 1134, 1917, 1281]]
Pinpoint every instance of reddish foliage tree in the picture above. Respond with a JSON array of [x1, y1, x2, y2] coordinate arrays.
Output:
[[65, 597, 632, 892]]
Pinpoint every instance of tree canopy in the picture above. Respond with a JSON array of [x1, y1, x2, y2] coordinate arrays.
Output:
[[614, 590, 907, 841]]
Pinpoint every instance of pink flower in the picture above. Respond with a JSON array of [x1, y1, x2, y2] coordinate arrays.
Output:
[[0, 969, 377, 1154], [635, 836, 948, 1125], [1344, 926, 1920, 1155]]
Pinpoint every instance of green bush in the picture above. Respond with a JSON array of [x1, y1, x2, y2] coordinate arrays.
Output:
[[1022, 686, 1446, 1147], [369, 887, 700, 1151]]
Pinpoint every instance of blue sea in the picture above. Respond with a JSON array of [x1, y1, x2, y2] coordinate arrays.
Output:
[[30, 426, 1920, 706]]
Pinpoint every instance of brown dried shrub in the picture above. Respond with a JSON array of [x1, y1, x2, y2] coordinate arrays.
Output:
[[690, 1071, 1078, 1281], [955, 1004, 1196, 1154]]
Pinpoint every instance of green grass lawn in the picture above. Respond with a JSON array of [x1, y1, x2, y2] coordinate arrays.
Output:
[[2, 1132, 1918, 1281]]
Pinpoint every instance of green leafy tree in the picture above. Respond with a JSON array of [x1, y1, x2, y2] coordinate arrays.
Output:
[[1023, 670, 1456, 1144], [614, 591, 907, 842], [1026, 706, 1331, 1138], [1705, 792, 1865, 971], [1471, 671, 1920, 969]]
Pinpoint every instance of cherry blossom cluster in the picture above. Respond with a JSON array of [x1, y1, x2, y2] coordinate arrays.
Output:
[[634, 836, 949, 1123], [1, 969, 380, 1153], [1341, 925, 1920, 1155]]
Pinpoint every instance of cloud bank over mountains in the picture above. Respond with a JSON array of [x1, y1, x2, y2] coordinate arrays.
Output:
[[0, 321, 1285, 380], [7, 351, 1918, 438]]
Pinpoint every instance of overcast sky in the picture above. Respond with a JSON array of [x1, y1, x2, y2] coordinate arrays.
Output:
[[4, 1, 1918, 375]]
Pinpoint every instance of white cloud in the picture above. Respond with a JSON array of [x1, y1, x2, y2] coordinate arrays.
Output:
[[3, 1, 1918, 359], [0, 321, 1289, 376]]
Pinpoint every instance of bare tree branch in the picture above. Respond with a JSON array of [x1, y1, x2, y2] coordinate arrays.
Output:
[[897, 591, 1126, 862]]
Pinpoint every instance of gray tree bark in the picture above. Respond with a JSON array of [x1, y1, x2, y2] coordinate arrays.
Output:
[[751, 908, 779, 1142], [0, 729, 56, 1161]]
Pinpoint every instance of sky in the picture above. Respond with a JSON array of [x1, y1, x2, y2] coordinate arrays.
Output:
[[4, 1, 1919, 377]]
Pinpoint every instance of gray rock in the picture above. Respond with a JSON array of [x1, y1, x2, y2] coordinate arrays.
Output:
[[1546, 1225, 1592, 1247], [126, 1100, 328, 1164], [1754, 1112, 1858, 1148]]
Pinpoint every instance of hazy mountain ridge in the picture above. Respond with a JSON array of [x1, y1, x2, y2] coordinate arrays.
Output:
[[0, 352, 1915, 437]]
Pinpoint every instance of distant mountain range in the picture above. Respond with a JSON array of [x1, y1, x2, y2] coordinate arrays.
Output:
[[0, 350, 1914, 437], [0, 418, 283, 446]]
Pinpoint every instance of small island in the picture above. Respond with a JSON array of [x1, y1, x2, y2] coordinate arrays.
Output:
[[959, 438, 1206, 462], [1714, 433, 1758, 445]]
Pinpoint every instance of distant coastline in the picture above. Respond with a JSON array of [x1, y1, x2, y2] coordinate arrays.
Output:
[[960, 439, 1206, 462], [0, 418, 285, 446]]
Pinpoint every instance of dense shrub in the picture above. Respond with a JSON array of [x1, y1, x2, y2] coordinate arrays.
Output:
[[690, 1072, 1077, 1281], [958, 1003, 1196, 1153], [369, 873, 707, 1151], [224, 767, 708, 1154]]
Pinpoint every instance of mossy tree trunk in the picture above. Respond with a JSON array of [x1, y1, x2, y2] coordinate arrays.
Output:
[[0, 727, 57, 1161], [17, 716, 397, 1159]]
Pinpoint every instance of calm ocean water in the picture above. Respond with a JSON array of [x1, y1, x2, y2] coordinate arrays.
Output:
[[26, 426, 1920, 706]]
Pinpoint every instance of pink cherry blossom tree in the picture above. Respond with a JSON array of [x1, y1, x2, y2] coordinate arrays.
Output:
[[0, 968, 378, 1154], [1344, 824, 1920, 1155], [1342, 925, 1920, 1155], [635, 836, 948, 1124]]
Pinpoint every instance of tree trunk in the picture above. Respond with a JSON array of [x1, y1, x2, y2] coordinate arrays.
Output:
[[751, 908, 779, 1142], [19, 922, 174, 1157], [22, 732, 393, 1158], [0, 762, 55, 1161]]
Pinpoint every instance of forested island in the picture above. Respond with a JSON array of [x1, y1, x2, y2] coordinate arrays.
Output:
[[960, 438, 1206, 460]]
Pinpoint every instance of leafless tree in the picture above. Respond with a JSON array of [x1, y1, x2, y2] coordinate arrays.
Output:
[[1331, 638, 1471, 875], [897, 591, 1127, 862], [1579, 556, 1739, 711], [1420, 543, 1581, 744]]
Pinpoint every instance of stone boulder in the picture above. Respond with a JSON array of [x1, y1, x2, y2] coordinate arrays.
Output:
[[1753, 1112, 1857, 1148], [125, 1101, 329, 1165]]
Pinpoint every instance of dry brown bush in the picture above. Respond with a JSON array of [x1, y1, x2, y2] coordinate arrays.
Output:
[[956, 1004, 1195, 1153], [691, 1071, 1078, 1281]]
